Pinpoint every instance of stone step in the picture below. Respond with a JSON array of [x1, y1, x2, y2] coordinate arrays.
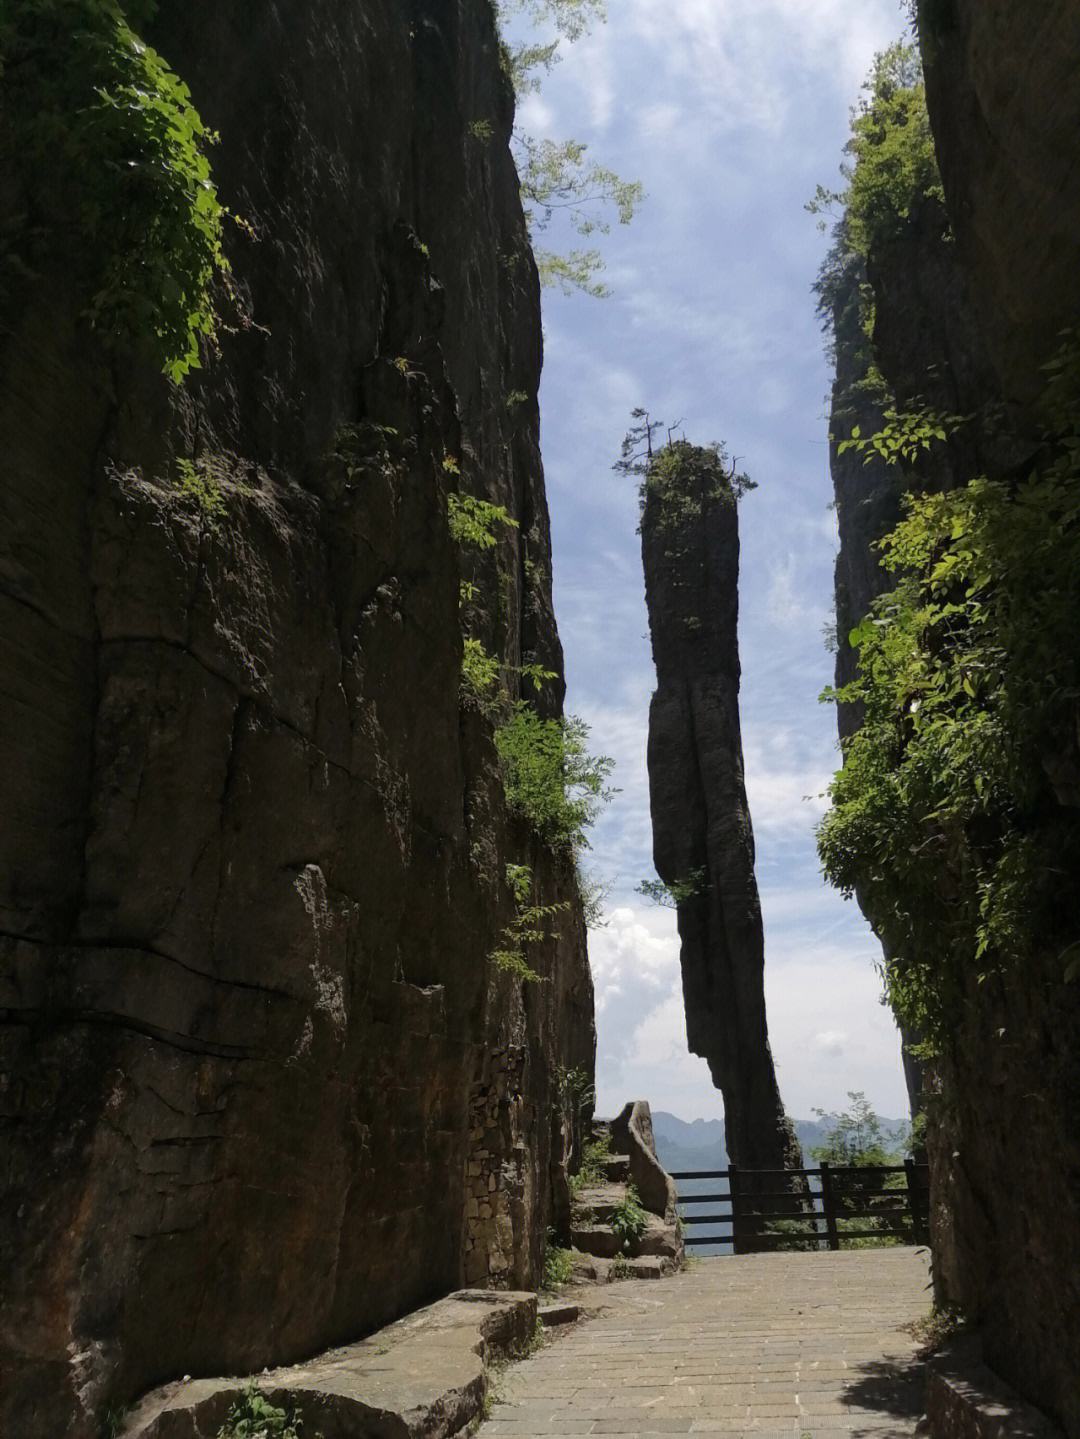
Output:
[[570, 1223, 624, 1259], [570, 1183, 622, 1223], [601, 1154, 631, 1182], [539, 1302, 580, 1328]]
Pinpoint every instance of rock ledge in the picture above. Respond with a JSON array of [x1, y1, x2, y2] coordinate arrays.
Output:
[[121, 1290, 537, 1439]]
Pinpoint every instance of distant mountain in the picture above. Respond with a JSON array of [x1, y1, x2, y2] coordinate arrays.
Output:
[[649, 1109, 908, 1175]]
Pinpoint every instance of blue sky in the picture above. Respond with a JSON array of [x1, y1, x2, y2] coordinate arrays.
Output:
[[518, 0, 913, 1122]]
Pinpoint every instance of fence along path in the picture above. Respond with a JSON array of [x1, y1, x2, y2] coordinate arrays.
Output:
[[671, 1163, 931, 1254]]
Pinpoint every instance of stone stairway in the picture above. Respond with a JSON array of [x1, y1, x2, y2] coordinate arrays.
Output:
[[563, 1117, 683, 1283]]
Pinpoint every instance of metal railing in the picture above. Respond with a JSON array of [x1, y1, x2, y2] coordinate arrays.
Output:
[[670, 1161, 930, 1254]]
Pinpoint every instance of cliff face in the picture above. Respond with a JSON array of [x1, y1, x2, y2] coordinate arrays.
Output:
[[919, 0, 1080, 408], [641, 449, 801, 1183], [827, 10, 1080, 1430], [827, 196, 1011, 1119], [918, 6, 1080, 1429], [0, 3, 594, 1434]]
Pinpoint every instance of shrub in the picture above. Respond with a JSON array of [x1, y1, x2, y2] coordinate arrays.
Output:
[[610, 1184, 649, 1249], [489, 863, 567, 984], [447, 492, 518, 549], [216, 1384, 317, 1439], [568, 1133, 611, 1195], [818, 427, 1080, 1046], [494, 704, 613, 851], [3, 0, 230, 381], [542, 1242, 575, 1291]]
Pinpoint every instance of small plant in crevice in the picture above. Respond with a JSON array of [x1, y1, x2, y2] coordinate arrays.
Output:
[[173, 456, 226, 518], [904, 1303, 967, 1355], [495, 705, 614, 852], [542, 1228, 576, 1291], [609, 1253, 633, 1280], [461, 637, 502, 707], [568, 1132, 612, 1195], [635, 868, 707, 910], [215, 1383, 318, 1439], [575, 863, 610, 929], [555, 1065, 595, 1116], [447, 491, 519, 550], [489, 863, 568, 984], [610, 1183, 649, 1249]]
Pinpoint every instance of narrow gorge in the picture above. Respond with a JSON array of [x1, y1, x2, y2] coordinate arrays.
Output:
[[1, 1, 1079, 1437]]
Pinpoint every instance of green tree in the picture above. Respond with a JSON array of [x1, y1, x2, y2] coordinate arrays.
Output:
[[495, 0, 643, 296], [811, 1091, 905, 1168]]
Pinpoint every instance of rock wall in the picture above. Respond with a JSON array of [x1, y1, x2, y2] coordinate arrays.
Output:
[[0, 3, 594, 1435], [919, 0, 1080, 409], [641, 449, 802, 1185], [827, 8, 1080, 1430], [918, 6, 1080, 1431]]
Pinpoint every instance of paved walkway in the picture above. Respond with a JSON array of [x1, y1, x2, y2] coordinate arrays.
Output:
[[481, 1249, 930, 1439]]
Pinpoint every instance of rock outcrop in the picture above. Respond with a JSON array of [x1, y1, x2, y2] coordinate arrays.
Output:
[[640, 446, 802, 1188], [0, 3, 593, 1434]]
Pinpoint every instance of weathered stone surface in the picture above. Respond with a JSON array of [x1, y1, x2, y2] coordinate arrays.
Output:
[[640, 459, 802, 1184], [926, 1342, 1066, 1439], [0, 3, 594, 1434], [122, 1290, 537, 1439], [920, 0, 1080, 407], [610, 1101, 679, 1226]]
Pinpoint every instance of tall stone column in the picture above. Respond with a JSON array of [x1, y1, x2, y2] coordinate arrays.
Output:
[[640, 442, 803, 1196]]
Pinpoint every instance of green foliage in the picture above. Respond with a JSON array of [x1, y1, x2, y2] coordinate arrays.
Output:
[[447, 492, 519, 550], [615, 411, 756, 524], [174, 456, 226, 518], [837, 403, 971, 467], [461, 638, 502, 705], [555, 1065, 596, 1115], [635, 868, 707, 910], [326, 422, 405, 483], [542, 1234, 576, 1290], [494, 0, 642, 295], [810, 1092, 905, 1168], [576, 864, 610, 929], [490, 863, 568, 983], [515, 135, 644, 299], [609, 1253, 633, 1280], [905, 1303, 967, 1355], [469, 118, 495, 142], [810, 1092, 908, 1249], [3, 0, 231, 381], [610, 1183, 648, 1249], [495, 705, 614, 851], [808, 42, 943, 264], [818, 402, 1080, 1043], [569, 1132, 612, 1194], [217, 1385, 317, 1439]]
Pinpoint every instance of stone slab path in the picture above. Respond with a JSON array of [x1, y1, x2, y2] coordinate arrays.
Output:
[[479, 1249, 930, 1439]]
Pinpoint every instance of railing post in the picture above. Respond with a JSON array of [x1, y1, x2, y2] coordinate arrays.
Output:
[[904, 1158, 926, 1245], [819, 1161, 840, 1251], [728, 1163, 740, 1255]]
